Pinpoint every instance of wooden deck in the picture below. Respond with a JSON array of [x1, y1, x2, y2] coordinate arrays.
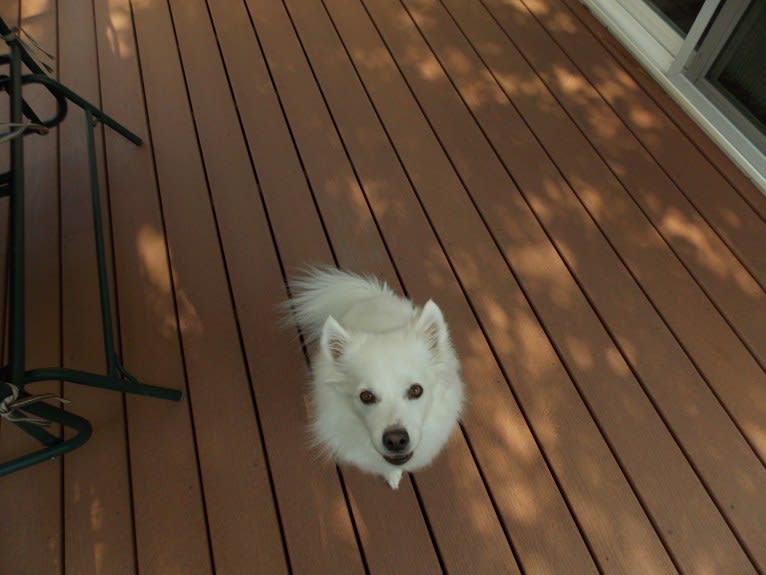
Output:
[[2, 0, 766, 573]]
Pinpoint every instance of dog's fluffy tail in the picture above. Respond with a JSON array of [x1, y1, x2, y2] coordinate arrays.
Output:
[[283, 267, 396, 341]]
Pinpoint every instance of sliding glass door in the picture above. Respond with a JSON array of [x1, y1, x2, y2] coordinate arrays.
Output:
[[692, 1, 766, 152]]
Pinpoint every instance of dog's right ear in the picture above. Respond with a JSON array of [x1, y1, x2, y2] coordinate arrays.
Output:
[[320, 316, 350, 361]]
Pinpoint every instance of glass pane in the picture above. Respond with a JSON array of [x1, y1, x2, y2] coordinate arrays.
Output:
[[647, 0, 706, 34], [707, 0, 766, 136]]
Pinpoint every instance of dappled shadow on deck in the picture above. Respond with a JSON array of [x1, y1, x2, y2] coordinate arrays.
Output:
[[1, 0, 765, 574]]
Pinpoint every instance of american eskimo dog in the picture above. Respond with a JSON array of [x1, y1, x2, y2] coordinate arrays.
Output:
[[285, 268, 464, 489]]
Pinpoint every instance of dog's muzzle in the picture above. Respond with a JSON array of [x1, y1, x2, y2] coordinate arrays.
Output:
[[382, 427, 413, 465]]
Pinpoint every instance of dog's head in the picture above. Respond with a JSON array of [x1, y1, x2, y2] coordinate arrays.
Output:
[[312, 300, 462, 473]]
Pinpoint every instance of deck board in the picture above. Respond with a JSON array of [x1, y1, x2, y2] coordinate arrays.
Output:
[[2, 0, 765, 573], [59, 1, 136, 574], [93, 1, 215, 573], [133, 0, 290, 571]]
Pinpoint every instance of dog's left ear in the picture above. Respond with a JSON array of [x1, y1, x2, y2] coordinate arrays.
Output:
[[416, 300, 448, 354]]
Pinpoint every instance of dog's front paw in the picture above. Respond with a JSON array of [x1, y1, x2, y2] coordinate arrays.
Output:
[[385, 469, 403, 489]]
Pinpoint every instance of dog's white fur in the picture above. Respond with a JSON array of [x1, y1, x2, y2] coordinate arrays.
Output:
[[285, 268, 464, 489]]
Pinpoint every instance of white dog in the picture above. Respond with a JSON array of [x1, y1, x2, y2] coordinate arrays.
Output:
[[285, 268, 464, 489]]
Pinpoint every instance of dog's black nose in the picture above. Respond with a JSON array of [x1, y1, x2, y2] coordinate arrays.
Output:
[[383, 427, 410, 453]]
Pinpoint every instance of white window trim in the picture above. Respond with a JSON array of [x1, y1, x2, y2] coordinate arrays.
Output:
[[580, 0, 766, 195]]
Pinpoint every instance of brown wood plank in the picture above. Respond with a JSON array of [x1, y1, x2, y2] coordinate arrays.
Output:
[[398, 0, 758, 572], [418, 0, 766, 568], [534, 0, 766, 286], [91, 2, 213, 573], [482, 0, 766, 370], [0, 3, 62, 574], [446, 0, 766, 465], [57, 1, 136, 573], [129, 1, 289, 572], [327, 0, 683, 572], [282, 1, 523, 573]]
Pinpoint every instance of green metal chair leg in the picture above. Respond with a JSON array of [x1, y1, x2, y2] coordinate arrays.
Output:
[[0, 18, 181, 477], [1, 401, 93, 477]]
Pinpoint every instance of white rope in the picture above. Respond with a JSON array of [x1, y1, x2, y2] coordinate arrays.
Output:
[[0, 122, 50, 144], [1, 382, 70, 426], [0, 122, 32, 144]]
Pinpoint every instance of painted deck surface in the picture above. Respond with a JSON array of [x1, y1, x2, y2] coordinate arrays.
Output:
[[1, 0, 765, 573]]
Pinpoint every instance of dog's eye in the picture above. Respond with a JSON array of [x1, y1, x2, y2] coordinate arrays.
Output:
[[407, 384, 423, 400], [359, 390, 377, 404]]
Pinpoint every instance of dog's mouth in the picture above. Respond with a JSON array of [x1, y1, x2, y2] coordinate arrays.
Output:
[[383, 452, 413, 466]]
